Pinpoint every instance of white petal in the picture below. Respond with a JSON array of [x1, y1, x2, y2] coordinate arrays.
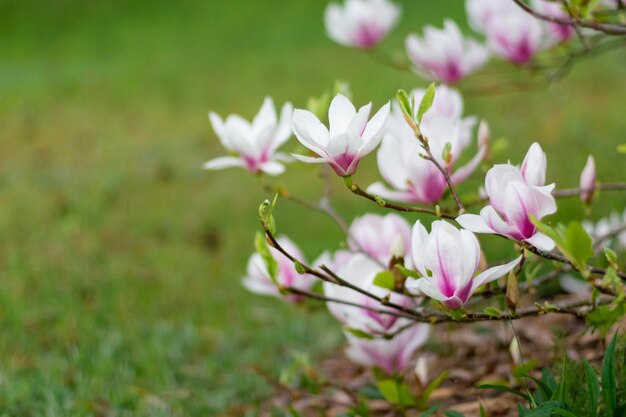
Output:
[[406, 277, 447, 302], [358, 101, 390, 158], [329, 94, 357, 138], [525, 232, 555, 251], [292, 109, 329, 154], [456, 213, 494, 234], [252, 97, 277, 137], [209, 112, 231, 149], [203, 156, 245, 170], [470, 255, 522, 293], [260, 161, 285, 176], [291, 153, 331, 164], [410, 220, 429, 277]]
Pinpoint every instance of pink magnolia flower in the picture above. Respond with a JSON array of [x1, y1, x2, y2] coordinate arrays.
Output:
[[205, 97, 293, 175], [368, 87, 486, 204], [405, 19, 489, 84], [531, 0, 575, 44], [344, 323, 430, 375], [456, 143, 557, 251], [579, 155, 596, 205], [243, 236, 316, 302], [348, 213, 412, 266], [406, 220, 521, 309], [323, 254, 412, 335], [483, 5, 547, 64], [324, 0, 401, 49], [292, 94, 390, 177]]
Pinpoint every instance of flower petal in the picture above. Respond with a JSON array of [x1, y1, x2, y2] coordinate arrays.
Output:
[[203, 156, 245, 170], [470, 255, 522, 293], [456, 213, 495, 234]]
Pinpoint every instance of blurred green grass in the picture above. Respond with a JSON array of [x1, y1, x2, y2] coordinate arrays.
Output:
[[0, 0, 625, 415]]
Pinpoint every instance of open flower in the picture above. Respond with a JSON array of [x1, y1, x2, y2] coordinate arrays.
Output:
[[368, 87, 486, 204], [405, 19, 489, 84], [324, 254, 412, 335], [348, 213, 412, 266], [324, 0, 401, 49], [205, 97, 293, 175], [292, 94, 390, 177], [456, 143, 557, 251], [344, 323, 430, 375], [483, 5, 547, 64], [243, 236, 316, 302], [406, 220, 521, 309], [579, 155, 596, 205]]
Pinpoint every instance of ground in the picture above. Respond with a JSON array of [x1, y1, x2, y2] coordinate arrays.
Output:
[[1, 0, 626, 415]]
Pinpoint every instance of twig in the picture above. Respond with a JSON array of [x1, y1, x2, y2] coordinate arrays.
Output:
[[553, 182, 626, 197]]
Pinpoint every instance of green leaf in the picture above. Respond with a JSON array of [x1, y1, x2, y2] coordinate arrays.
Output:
[[563, 222, 594, 271], [484, 306, 501, 317], [478, 384, 531, 401], [444, 411, 465, 417], [551, 409, 579, 417], [357, 385, 384, 400], [255, 231, 279, 284], [395, 89, 412, 120], [396, 264, 421, 279], [479, 403, 487, 417], [345, 327, 374, 340], [419, 404, 441, 417], [376, 379, 400, 404], [523, 401, 568, 417], [417, 82, 436, 123], [583, 360, 599, 417], [617, 143, 626, 154], [419, 370, 448, 408], [397, 382, 416, 406], [604, 247, 618, 268], [601, 332, 618, 416], [441, 142, 452, 164], [373, 271, 395, 290], [587, 304, 626, 335]]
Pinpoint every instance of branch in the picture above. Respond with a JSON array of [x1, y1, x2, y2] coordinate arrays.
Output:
[[343, 178, 456, 220], [552, 182, 626, 197], [512, 0, 626, 35]]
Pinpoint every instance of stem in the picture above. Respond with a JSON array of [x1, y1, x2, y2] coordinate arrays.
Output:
[[553, 182, 626, 197]]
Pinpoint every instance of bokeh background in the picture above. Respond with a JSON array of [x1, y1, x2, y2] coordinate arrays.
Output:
[[1, 0, 625, 415]]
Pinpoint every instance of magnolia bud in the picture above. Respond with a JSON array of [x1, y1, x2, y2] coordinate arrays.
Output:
[[579, 155, 596, 206]]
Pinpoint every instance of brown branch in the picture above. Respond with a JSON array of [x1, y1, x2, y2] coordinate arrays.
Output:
[[343, 178, 456, 220], [553, 182, 626, 197], [512, 0, 626, 35]]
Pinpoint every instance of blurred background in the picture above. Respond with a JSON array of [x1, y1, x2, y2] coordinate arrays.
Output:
[[1, 0, 625, 415]]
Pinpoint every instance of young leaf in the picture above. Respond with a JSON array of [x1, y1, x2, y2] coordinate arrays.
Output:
[[345, 327, 374, 340], [484, 306, 501, 317], [563, 222, 594, 271], [582, 360, 599, 417], [376, 379, 400, 404], [396, 264, 421, 279], [419, 404, 441, 417], [444, 411, 466, 417], [601, 332, 618, 416], [255, 232, 279, 284], [373, 271, 395, 290], [419, 370, 448, 408], [396, 89, 412, 120], [478, 384, 531, 401], [604, 247, 618, 269], [417, 82, 436, 123]]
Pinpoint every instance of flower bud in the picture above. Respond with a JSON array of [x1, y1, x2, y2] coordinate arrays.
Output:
[[579, 155, 596, 206]]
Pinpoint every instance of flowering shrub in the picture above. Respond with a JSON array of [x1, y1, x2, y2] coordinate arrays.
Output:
[[206, 0, 626, 414]]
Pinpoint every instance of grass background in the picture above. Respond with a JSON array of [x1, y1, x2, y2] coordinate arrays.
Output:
[[1, 0, 625, 415]]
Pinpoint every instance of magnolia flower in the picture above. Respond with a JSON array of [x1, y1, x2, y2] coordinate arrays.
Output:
[[579, 155, 596, 205], [344, 323, 430, 375], [465, 0, 519, 34], [324, 254, 412, 334], [368, 87, 486, 204], [530, 0, 575, 44], [406, 220, 521, 309], [205, 97, 293, 175], [456, 143, 557, 251], [292, 94, 390, 176], [405, 19, 489, 84], [348, 213, 412, 266], [243, 236, 316, 301], [324, 0, 401, 49], [484, 6, 547, 64]]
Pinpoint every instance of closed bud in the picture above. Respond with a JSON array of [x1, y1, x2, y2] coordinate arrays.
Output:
[[579, 155, 596, 206], [505, 271, 519, 313]]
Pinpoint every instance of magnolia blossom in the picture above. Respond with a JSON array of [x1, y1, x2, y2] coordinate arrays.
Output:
[[457, 143, 557, 251], [205, 97, 293, 175], [405, 19, 489, 84], [348, 213, 412, 266], [368, 86, 486, 204], [324, 254, 412, 335], [406, 221, 521, 309], [579, 155, 596, 205], [243, 236, 316, 301], [324, 0, 401, 49], [530, 0, 575, 44], [344, 323, 430, 375], [485, 8, 546, 64], [292, 94, 390, 176]]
